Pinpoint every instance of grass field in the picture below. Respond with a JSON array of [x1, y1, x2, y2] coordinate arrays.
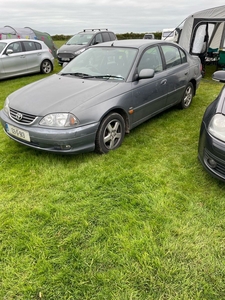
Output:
[[0, 48, 225, 299]]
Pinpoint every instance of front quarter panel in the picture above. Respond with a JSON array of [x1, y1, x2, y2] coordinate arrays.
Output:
[[73, 82, 134, 126]]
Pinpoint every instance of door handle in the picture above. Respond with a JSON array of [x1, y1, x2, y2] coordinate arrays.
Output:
[[161, 79, 167, 85]]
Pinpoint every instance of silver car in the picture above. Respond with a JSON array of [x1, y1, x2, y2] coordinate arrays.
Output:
[[0, 40, 202, 154], [0, 39, 54, 79]]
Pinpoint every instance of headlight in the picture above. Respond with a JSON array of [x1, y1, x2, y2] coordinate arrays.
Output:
[[3, 97, 10, 116], [75, 48, 85, 55], [208, 114, 225, 141], [39, 113, 79, 127]]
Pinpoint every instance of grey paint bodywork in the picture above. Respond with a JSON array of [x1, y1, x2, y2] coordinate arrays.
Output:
[[0, 39, 202, 154]]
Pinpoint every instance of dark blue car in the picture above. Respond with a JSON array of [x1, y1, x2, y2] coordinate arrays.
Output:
[[198, 71, 225, 181]]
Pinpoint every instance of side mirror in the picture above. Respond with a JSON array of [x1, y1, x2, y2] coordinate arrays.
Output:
[[212, 71, 225, 83], [138, 68, 155, 79], [6, 49, 13, 55]]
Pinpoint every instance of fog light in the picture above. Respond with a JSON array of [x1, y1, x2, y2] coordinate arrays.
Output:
[[60, 144, 71, 150], [207, 158, 217, 168]]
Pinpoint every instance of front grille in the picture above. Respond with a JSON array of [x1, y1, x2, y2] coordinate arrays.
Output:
[[204, 149, 225, 177], [9, 107, 37, 125], [58, 53, 74, 59]]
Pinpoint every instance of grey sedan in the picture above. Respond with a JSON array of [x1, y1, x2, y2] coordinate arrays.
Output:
[[0, 39, 54, 79], [0, 39, 202, 154]]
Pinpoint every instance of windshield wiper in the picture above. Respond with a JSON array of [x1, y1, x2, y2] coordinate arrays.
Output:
[[84, 74, 125, 80], [60, 73, 125, 80], [60, 72, 90, 78]]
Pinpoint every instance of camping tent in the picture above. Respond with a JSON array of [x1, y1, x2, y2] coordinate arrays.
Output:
[[177, 5, 225, 55], [0, 25, 57, 57]]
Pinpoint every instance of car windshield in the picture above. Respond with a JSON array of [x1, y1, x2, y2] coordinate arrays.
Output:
[[0, 42, 7, 54], [59, 47, 138, 80], [66, 34, 94, 45]]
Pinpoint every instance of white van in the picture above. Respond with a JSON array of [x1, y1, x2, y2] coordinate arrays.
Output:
[[161, 28, 178, 42], [143, 33, 155, 39]]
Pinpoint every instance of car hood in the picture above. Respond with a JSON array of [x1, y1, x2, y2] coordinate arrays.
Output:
[[8, 74, 122, 116], [58, 44, 86, 53]]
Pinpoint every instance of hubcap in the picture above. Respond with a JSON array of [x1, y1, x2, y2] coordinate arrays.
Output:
[[184, 86, 192, 106], [103, 120, 122, 149]]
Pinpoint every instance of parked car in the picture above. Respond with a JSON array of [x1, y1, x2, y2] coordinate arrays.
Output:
[[57, 28, 117, 65], [0, 39, 202, 155], [0, 39, 54, 80], [143, 33, 155, 39], [198, 70, 225, 181]]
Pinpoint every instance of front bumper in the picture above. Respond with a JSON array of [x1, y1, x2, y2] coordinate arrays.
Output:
[[198, 121, 225, 182], [57, 53, 77, 65], [0, 110, 99, 154]]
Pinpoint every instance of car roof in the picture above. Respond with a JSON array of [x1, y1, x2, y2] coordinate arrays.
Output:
[[0, 39, 43, 43], [77, 30, 113, 35], [94, 39, 177, 49]]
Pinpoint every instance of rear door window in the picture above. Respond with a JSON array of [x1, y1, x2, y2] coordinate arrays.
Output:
[[161, 45, 182, 69], [23, 41, 36, 51], [34, 42, 42, 50], [102, 32, 111, 42]]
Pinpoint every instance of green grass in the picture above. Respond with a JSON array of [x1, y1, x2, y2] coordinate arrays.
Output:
[[0, 56, 225, 299]]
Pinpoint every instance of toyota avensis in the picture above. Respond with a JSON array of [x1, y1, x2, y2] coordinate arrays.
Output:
[[0, 39, 54, 80], [0, 39, 202, 154]]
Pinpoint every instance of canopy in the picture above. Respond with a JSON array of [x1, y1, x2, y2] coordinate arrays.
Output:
[[177, 5, 225, 55], [0, 25, 57, 57]]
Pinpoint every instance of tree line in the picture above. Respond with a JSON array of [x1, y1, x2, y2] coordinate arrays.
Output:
[[52, 32, 162, 41]]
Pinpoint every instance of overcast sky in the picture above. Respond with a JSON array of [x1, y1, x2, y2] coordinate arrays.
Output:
[[1, 0, 225, 35]]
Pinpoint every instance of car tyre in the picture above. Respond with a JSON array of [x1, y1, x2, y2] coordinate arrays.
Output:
[[179, 82, 194, 109], [95, 113, 125, 154], [41, 60, 53, 74]]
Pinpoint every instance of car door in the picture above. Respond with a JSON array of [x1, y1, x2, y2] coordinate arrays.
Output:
[[130, 45, 168, 127], [1, 41, 27, 78], [22, 41, 41, 72], [161, 44, 189, 107]]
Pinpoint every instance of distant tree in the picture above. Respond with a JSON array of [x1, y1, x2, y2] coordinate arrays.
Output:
[[52, 34, 72, 41], [52, 32, 162, 41]]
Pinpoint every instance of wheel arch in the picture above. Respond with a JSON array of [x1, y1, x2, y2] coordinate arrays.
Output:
[[189, 78, 197, 96], [98, 108, 130, 134], [40, 59, 53, 73]]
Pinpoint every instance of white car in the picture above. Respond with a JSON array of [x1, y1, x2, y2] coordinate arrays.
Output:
[[0, 39, 54, 79]]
